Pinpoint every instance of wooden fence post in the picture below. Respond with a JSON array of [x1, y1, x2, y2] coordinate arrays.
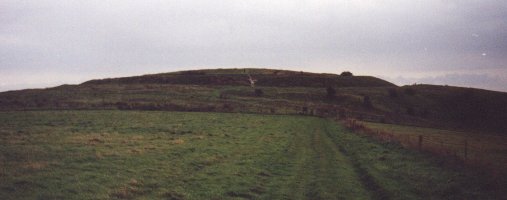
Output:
[[464, 139, 468, 163], [418, 135, 423, 150]]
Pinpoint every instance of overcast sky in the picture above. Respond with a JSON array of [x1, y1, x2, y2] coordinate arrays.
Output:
[[2, 0, 507, 92]]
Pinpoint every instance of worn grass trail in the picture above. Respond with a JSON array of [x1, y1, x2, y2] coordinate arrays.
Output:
[[281, 118, 370, 200], [0, 111, 501, 199]]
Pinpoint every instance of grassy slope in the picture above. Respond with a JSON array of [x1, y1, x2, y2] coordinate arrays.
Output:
[[0, 111, 500, 199], [2, 68, 507, 134], [400, 84, 507, 132]]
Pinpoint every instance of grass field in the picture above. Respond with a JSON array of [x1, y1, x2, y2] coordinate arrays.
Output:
[[0, 111, 503, 199]]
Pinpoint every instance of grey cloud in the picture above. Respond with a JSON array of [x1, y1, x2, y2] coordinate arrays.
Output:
[[1, 0, 507, 91]]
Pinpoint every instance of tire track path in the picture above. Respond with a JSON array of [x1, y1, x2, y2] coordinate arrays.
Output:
[[284, 119, 372, 200]]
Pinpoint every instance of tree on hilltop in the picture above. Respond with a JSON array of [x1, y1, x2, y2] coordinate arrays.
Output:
[[340, 71, 353, 76]]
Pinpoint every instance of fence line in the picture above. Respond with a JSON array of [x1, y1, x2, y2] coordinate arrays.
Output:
[[343, 119, 507, 176]]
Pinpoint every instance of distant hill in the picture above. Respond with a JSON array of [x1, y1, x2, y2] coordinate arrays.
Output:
[[82, 68, 395, 88], [1, 68, 506, 134]]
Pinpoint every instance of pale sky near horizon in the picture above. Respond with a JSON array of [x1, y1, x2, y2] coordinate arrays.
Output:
[[2, 0, 507, 92]]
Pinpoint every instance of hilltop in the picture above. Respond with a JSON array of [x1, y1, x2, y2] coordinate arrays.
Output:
[[82, 68, 395, 88], [1, 68, 506, 133]]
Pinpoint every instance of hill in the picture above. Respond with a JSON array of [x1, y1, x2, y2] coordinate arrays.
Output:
[[82, 68, 395, 88], [0, 68, 506, 133]]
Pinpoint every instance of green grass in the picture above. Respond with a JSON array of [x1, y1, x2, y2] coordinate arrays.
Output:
[[0, 111, 502, 199], [325, 122, 504, 199]]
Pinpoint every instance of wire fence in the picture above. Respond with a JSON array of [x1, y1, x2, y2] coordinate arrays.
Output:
[[344, 119, 507, 176]]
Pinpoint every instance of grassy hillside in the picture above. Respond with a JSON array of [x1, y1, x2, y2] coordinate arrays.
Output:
[[83, 68, 395, 88], [1, 68, 506, 133], [0, 111, 502, 199], [399, 84, 507, 132]]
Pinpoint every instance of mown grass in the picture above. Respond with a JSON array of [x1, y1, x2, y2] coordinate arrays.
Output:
[[0, 111, 367, 199], [0, 111, 503, 199]]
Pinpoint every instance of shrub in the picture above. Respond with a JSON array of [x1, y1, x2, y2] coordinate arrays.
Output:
[[222, 103, 233, 111], [254, 89, 264, 96], [363, 95, 373, 108], [357, 114, 364, 120], [340, 71, 353, 76], [326, 87, 336, 99], [338, 109, 346, 119], [406, 107, 415, 115], [302, 106, 308, 114], [421, 108, 430, 118], [219, 92, 227, 99]]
